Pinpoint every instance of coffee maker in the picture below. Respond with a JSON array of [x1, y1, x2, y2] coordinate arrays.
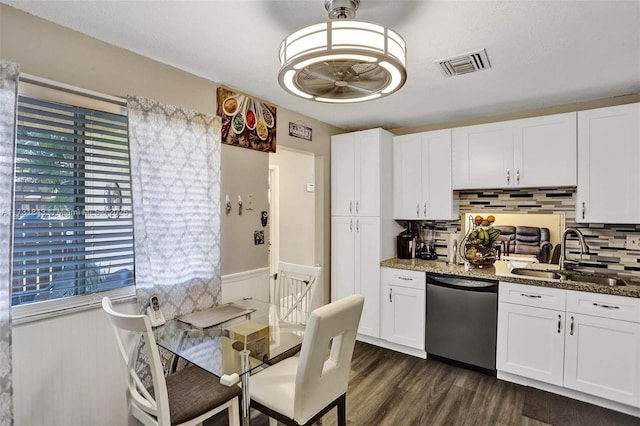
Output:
[[417, 225, 438, 260], [396, 222, 418, 259]]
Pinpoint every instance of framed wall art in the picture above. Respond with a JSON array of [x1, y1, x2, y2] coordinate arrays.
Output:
[[216, 87, 277, 152]]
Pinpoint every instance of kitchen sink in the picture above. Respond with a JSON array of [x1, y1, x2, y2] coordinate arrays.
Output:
[[510, 268, 564, 280], [510, 268, 630, 287], [566, 273, 627, 287]]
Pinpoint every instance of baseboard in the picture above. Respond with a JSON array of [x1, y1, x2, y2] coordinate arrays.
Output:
[[356, 334, 427, 359], [497, 371, 640, 418], [221, 267, 270, 303]]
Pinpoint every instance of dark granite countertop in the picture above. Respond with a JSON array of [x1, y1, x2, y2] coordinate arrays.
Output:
[[380, 258, 640, 299]]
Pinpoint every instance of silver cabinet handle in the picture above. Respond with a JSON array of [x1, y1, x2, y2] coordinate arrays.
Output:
[[424, 203, 427, 216], [506, 168, 510, 184], [582, 202, 586, 220], [398, 276, 412, 281], [557, 314, 561, 334], [570, 316, 574, 336], [349, 200, 353, 214], [389, 288, 392, 302], [520, 293, 542, 298], [417, 203, 420, 217], [355, 200, 359, 214], [349, 218, 353, 232], [516, 168, 520, 184], [356, 219, 360, 232], [593, 302, 620, 309]]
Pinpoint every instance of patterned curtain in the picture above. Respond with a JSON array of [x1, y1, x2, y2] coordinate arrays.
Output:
[[0, 60, 19, 426], [127, 96, 222, 318]]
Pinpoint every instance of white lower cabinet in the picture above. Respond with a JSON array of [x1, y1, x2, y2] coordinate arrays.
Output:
[[564, 290, 640, 406], [497, 302, 565, 386], [498, 281, 640, 408], [380, 268, 425, 350], [564, 313, 640, 406]]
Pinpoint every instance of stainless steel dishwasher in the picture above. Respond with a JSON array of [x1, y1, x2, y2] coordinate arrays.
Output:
[[426, 274, 498, 374]]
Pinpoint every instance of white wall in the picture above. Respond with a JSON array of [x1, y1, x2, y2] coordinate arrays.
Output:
[[12, 302, 137, 426]]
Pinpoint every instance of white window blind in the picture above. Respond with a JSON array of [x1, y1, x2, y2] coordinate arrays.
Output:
[[11, 91, 135, 307]]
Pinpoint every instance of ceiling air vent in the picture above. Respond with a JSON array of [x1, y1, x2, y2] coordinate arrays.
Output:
[[437, 49, 491, 77]]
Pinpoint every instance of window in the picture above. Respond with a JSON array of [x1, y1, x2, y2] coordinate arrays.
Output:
[[11, 81, 135, 309]]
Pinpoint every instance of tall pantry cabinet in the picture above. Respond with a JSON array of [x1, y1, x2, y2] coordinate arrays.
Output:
[[331, 128, 400, 338]]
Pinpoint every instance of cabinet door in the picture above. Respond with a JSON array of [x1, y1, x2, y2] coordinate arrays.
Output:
[[331, 134, 355, 216], [381, 284, 425, 350], [497, 302, 565, 386], [354, 130, 381, 217], [330, 216, 355, 302], [424, 129, 457, 220], [564, 313, 640, 406], [393, 133, 423, 219], [355, 216, 381, 337], [452, 121, 514, 189], [513, 112, 577, 187], [577, 103, 640, 223]]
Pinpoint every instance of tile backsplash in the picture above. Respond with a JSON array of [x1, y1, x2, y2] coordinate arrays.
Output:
[[411, 187, 640, 279]]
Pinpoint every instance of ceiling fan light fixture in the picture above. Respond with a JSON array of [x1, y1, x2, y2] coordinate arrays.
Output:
[[293, 53, 377, 70], [278, 0, 407, 103]]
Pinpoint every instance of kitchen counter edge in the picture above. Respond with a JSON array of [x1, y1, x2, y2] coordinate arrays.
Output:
[[380, 258, 640, 299]]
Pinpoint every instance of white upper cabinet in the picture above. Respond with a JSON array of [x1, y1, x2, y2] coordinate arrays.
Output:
[[513, 112, 577, 187], [576, 103, 640, 223], [393, 129, 458, 220], [331, 129, 385, 217], [331, 132, 356, 216], [452, 121, 514, 189], [452, 112, 577, 189]]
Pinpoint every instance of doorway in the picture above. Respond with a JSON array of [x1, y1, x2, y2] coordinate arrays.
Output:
[[268, 147, 316, 288]]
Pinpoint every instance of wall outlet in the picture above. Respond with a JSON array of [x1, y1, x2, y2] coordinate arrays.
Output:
[[254, 230, 264, 245], [626, 234, 640, 250], [246, 194, 253, 210]]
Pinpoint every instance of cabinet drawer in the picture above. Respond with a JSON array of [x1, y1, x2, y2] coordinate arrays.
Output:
[[499, 281, 566, 311], [381, 267, 425, 290], [566, 290, 640, 323]]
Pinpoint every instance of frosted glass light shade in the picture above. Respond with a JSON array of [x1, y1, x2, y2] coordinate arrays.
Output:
[[278, 20, 407, 103]]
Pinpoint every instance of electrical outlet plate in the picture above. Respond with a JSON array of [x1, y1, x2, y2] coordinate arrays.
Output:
[[254, 230, 264, 245], [626, 234, 640, 250]]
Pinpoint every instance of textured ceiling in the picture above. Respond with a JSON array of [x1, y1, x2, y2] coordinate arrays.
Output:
[[3, 0, 640, 131]]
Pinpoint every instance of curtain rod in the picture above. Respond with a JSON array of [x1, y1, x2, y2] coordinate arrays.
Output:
[[19, 72, 126, 106]]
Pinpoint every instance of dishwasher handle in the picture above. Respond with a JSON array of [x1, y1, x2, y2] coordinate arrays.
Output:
[[426, 274, 498, 293]]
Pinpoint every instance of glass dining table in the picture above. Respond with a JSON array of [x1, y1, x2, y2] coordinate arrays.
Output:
[[154, 298, 307, 426]]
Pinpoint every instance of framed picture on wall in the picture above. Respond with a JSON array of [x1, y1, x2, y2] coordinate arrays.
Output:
[[216, 87, 277, 152]]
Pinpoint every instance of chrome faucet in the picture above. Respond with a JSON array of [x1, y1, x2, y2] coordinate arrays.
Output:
[[559, 228, 590, 271]]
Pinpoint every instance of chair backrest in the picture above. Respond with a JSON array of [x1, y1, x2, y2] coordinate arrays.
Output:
[[272, 262, 321, 322], [102, 297, 171, 426], [494, 225, 552, 261], [293, 294, 364, 424]]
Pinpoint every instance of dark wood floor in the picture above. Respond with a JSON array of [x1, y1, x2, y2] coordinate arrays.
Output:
[[206, 341, 633, 426]]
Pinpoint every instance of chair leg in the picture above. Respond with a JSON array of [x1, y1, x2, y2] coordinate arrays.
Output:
[[228, 396, 241, 426], [337, 394, 346, 426], [268, 417, 278, 426]]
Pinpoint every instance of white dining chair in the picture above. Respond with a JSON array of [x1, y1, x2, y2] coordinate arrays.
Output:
[[249, 294, 364, 426], [272, 262, 322, 323], [102, 297, 241, 426]]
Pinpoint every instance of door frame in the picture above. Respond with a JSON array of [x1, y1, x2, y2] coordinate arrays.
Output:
[[269, 164, 280, 284]]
